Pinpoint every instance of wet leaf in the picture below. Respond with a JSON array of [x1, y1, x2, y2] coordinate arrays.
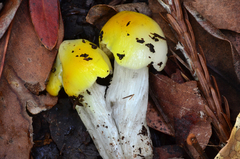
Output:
[[29, 0, 59, 50], [215, 113, 240, 159], [149, 73, 212, 158], [187, 0, 240, 33], [0, 0, 22, 39]]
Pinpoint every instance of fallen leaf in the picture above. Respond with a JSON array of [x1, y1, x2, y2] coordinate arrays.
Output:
[[0, 0, 22, 39], [86, 3, 151, 30], [0, 65, 33, 159], [188, 0, 240, 33], [147, 98, 174, 136], [184, 3, 240, 119], [6, 0, 63, 94], [184, 2, 240, 83], [149, 73, 212, 158], [29, 0, 59, 50], [215, 113, 240, 159], [154, 145, 185, 159], [222, 30, 240, 56], [0, 0, 63, 156]]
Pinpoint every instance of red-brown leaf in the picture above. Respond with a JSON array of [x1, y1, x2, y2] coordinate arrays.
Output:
[[29, 0, 59, 50], [149, 73, 212, 158]]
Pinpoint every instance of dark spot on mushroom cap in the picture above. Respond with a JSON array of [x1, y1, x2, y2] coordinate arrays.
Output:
[[99, 31, 103, 42], [136, 38, 145, 44], [158, 62, 163, 67], [122, 136, 125, 140], [126, 21, 131, 26], [90, 43, 97, 49], [82, 39, 86, 43], [149, 33, 166, 42], [80, 53, 92, 61], [76, 55, 78, 57], [117, 53, 125, 60], [84, 57, 93, 61], [72, 50, 74, 53], [80, 53, 89, 57], [145, 43, 155, 53], [127, 33, 130, 36], [97, 125, 99, 127]]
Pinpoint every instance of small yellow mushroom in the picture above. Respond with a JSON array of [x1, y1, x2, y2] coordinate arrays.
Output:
[[46, 39, 112, 97]]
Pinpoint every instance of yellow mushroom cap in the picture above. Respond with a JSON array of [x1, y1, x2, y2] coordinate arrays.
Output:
[[60, 39, 112, 97], [99, 11, 168, 71], [46, 39, 112, 97], [46, 54, 63, 96]]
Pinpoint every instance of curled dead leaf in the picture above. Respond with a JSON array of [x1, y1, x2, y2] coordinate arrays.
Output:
[[86, 3, 151, 29], [215, 113, 240, 159]]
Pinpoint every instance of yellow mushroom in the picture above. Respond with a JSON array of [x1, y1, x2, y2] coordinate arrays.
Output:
[[46, 39, 112, 97], [100, 11, 168, 159], [46, 39, 123, 159], [100, 11, 168, 71]]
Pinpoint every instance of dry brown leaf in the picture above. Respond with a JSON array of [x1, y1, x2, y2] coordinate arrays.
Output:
[[154, 145, 184, 159], [184, 3, 240, 119], [149, 73, 211, 158], [222, 30, 240, 56], [147, 98, 174, 136], [215, 113, 240, 159], [0, 65, 33, 158], [188, 0, 240, 33], [184, 2, 240, 85], [86, 3, 151, 29], [0, 0, 64, 156], [0, 0, 22, 39]]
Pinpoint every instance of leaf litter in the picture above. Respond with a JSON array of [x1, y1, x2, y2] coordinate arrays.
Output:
[[0, 0, 240, 158]]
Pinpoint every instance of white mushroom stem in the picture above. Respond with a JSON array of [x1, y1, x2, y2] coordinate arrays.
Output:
[[106, 61, 153, 159], [75, 82, 124, 159]]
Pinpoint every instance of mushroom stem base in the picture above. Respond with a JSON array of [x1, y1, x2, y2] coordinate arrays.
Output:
[[106, 61, 153, 159], [75, 83, 124, 159]]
